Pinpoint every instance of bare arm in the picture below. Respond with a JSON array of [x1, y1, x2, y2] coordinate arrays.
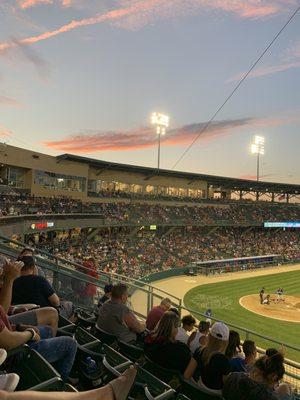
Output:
[[48, 293, 60, 308], [0, 326, 37, 350], [0, 261, 23, 313], [123, 312, 145, 334], [183, 357, 197, 380]]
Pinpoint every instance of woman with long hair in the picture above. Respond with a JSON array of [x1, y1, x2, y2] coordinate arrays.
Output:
[[195, 322, 230, 391], [144, 311, 197, 379], [223, 349, 293, 400], [225, 330, 242, 360]]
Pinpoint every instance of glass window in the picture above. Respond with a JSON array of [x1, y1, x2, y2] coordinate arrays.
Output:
[[35, 170, 86, 192]]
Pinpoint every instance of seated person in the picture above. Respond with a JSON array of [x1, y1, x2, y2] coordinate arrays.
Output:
[[97, 283, 145, 343], [98, 284, 113, 308], [176, 315, 196, 344], [11, 256, 74, 320], [223, 349, 293, 400], [188, 320, 210, 354], [229, 340, 257, 373], [146, 297, 172, 331], [195, 322, 230, 391], [0, 259, 76, 381], [225, 330, 242, 361], [144, 311, 197, 379], [0, 257, 58, 337]]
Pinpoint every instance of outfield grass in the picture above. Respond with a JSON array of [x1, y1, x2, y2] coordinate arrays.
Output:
[[184, 270, 300, 362]]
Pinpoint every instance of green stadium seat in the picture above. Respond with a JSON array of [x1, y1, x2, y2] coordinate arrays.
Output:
[[75, 309, 96, 329], [176, 395, 191, 400], [8, 346, 60, 391], [180, 379, 223, 400], [27, 377, 77, 392], [118, 340, 144, 362], [57, 324, 98, 345], [142, 356, 182, 389], [58, 314, 73, 328], [93, 325, 118, 346]]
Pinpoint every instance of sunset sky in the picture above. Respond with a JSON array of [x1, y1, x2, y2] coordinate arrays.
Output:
[[0, 0, 299, 183]]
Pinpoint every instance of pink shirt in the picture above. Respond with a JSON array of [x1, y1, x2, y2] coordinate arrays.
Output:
[[146, 305, 165, 331]]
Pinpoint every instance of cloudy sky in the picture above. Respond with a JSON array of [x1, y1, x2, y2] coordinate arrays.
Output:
[[0, 0, 299, 183]]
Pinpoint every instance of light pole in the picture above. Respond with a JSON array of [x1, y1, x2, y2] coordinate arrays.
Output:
[[151, 112, 169, 170], [251, 135, 265, 181]]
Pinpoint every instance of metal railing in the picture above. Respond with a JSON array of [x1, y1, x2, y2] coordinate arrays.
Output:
[[0, 234, 299, 392]]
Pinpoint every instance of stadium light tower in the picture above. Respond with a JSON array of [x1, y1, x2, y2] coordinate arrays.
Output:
[[251, 135, 265, 181], [151, 112, 169, 170]]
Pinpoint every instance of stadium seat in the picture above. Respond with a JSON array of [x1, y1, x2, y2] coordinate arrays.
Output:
[[27, 377, 77, 392], [142, 356, 182, 389], [180, 379, 223, 400], [102, 345, 175, 400], [76, 309, 96, 329], [7, 345, 60, 391], [58, 314, 73, 328], [117, 340, 144, 362], [93, 325, 118, 346], [57, 324, 98, 346]]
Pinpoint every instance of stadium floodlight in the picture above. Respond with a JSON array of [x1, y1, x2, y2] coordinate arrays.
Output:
[[251, 135, 265, 181], [151, 112, 169, 170]]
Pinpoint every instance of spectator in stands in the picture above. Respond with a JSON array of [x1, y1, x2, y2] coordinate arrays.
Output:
[[97, 283, 145, 343], [144, 311, 197, 379], [229, 340, 257, 372], [223, 349, 292, 400], [146, 298, 172, 331], [0, 364, 137, 400], [81, 258, 99, 307], [225, 330, 242, 360], [175, 315, 196, 344], [11, 256, 74, 320], [0, 257, 58, 337], [0, 259, 77, 381], [188, 320, 210, 354], [17, 248, 45, 278], [98, 283, 113, 308], [195, 322, 230, 391]]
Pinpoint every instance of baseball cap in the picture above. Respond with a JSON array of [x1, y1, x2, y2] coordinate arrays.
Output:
[[104, 284, 113, 293], [210, 322, 229, 341]]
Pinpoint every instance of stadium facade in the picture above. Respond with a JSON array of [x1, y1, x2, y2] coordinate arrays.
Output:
[[0, 144, 299, 203]]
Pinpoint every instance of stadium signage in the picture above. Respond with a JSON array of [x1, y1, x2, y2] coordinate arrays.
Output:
[[264, 222, 300, 228], [31, 222, 55, 230]]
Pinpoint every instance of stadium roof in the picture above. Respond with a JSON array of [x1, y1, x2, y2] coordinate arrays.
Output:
[[57, 153, 300, 195]]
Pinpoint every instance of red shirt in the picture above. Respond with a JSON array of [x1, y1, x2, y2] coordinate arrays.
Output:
[[146, 305, 165, 331]]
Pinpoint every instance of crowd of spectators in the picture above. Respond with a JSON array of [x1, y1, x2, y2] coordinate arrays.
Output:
[[0, 192, 300, 226], [34, 227, 300, 280]]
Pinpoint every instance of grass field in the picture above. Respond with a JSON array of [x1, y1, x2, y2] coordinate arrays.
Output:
[[184, 270, 300, 362]]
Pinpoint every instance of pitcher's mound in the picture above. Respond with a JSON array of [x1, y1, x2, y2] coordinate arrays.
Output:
[[240, 295, 300, 323]]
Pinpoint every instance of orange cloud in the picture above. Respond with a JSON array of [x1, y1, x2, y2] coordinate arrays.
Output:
[[0, 95, 23, 108], [0, 124, 13, 137], [2, 1, 294, 51], [43, 116, 285, 153]]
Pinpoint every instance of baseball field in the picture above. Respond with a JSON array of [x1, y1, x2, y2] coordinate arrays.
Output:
[[184, 269, 300, 362]]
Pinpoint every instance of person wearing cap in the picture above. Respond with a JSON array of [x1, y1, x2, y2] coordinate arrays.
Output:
[[188, 320, 210, 354], [194, 322, 230, 391], [146, 297, 172, 331], [98, 284, 113, 308]]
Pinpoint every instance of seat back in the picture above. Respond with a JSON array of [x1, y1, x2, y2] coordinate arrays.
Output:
[[180, 379, 223, 400], [27, 377, 77, 392], [93, 326, 117, 346], [58, 314, 73, 328], [9, 347, 60, 390], [143, 356, 182, 389], [118, 340, 144, 362], [76, 310, 96, 329], [133, 366, 176, 400]]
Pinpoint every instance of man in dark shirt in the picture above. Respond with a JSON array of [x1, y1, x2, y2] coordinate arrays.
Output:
[[98, 284, 113, 308], [12, 256, 73, 319]]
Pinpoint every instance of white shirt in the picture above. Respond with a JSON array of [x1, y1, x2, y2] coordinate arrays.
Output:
[[176, 327, 189, 344]]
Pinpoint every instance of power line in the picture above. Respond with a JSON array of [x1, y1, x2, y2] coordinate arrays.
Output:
[[171, 5, 300, 170]]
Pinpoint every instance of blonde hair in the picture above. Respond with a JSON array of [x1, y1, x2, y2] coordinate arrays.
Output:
[[153, 311, 180, 341], [201, 333, 228, 365]]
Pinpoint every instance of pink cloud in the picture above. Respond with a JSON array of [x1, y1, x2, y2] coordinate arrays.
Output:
[[2, 0, 294, 51], [18, 0, 53, 9], [43, 115, 289, 153], [0, 95, 23, 108], [0, 124, 13, 137], [228, 60, 300, 82]]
